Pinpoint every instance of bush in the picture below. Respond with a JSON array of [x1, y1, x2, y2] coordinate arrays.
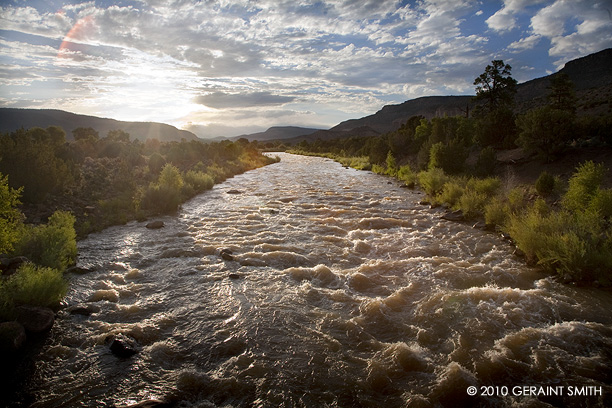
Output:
[[484, 197, 509, 227], [397, 165, 416, 187], [2, 263, 67, 310], [516, 106, 575, 161], [535, 171, 556, 197], [589, 189, 612, 218], [459, 190, 487, 219], [507, 187, 527, 213], [418, 168, 448, 197], [184, 170, 214, 193], [428, 139, 467, 175], [17, 211, 77, 271], [468, 177, 501, 197], [439, 182, 464, 208], [562, 161, 607, 212]]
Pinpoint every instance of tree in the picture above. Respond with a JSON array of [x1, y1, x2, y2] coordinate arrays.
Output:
[[72, 127, 99, 141], [474, 60, 517, 112], [548, 73, 576, 114], [516, 106, 574, 161], [473, 60, 518, 147], [0, 173, 24, 253]]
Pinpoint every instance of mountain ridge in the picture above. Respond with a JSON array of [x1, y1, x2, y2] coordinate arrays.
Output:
[[0, 108, 199, 142]]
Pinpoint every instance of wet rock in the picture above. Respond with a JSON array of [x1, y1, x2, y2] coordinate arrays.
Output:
[[219, 248, 234, 261], [419, 200, 431, 206], [0, 256, 29, 276], [15, 305, 55, 334], [108, 333, 139, 358], [146, 221, 164, 229], [228, 273, 241, 280], [0, 321, 27, 352], [66, 265, 93, 275], [441, 210, 464, 222], [226, 189, 243, 194], [67, 303, 101, 316]]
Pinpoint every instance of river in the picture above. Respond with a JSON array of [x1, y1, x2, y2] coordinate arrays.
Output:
[[11, 153, 612, 407]]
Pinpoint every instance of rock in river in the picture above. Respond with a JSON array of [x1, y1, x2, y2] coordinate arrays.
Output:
[[0, 321, 27, 352], [146, 221, 165, 229], [108, 333, 140, 358], [16, 305, 55, 334]]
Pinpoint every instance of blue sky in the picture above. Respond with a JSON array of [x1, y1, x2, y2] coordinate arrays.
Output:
[[1, 0, 611, 138]]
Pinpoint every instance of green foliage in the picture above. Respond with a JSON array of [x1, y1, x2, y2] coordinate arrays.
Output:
[[467, 177, 501, 197], [507, 187, 527, 213], [0, 173, 24, 254], [516, 106, 575, 161], [0, 127, 74, 202], [474, 107, 517, 148], [548, 73, 577, 114], [418, 168, 448, 197], [2, 263, 67, 310], [17, 211, 77, 271], [397, 165, 416, 187], [385, 151, 398, 177], [535, 171, 556, 197], [459, 190, 487, 219], [439, 182, 465, 208], [184, 170, 214, 193], [484, 197, 509, 227], [589, 188, 612, 218], [428, 139, 467, 174], [474, 146, 497, 177], [473, 60, 517, 113], [562, 161, 607, 212]]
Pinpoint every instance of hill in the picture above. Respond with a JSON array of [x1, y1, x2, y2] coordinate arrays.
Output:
[[231, 126, 322, 141], [0, 108, 199, 142], [295, 48, 612, 143]]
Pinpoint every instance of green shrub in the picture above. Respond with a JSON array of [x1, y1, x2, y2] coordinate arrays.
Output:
[[184, 170, 214, 193], [459, 190, 487, 219], [385, 151, 398, 177], [439, 182, 464, 208], [474, 146, 497, 176], [0, 173, 24, 254], [562, 161, 607, 212], [2, 263, 67, 310], [507, 187, 527, 213], [535, 171, 556, 197], [371, 164, 385, 175], [17, 211, 77, 271], [589, 188, 612, 217], [418, 168, 448, 197], [141, 183, 183, 213], [468, 177, 501, 197], [428, 139, 467, 175], [397, 165, 416, 187], [484, 197, 509, 227]]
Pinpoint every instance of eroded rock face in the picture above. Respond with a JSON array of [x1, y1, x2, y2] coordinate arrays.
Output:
[[15, 305, 55, 334]]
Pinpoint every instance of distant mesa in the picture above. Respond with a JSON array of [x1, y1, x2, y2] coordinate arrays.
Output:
[[0, 108, 199, 142]]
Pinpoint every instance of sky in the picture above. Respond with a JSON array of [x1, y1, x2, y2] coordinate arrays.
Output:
[[1, 0, 611, 138]]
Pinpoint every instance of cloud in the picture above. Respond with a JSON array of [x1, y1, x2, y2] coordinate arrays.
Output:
[[194, 91, 295, 109], [486, 0, 546, 32]]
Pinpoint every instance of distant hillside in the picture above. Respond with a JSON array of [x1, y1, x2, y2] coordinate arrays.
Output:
[[301, 48, 612, 143], [232, 126, 322, 141], [0, 108, 199, 142]]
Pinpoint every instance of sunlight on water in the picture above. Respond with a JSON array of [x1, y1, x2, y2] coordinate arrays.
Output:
[[17, 153, 612, 407]]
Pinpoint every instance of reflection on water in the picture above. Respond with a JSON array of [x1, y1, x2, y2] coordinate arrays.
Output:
[[13, 153, 612, 407]]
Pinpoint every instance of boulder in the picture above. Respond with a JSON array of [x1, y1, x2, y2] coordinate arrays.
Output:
[[66, 265, 93, 275], [0, 256, 30, 276], [219, 248, 234, 261], [441, 210, 464, 222], [15, 305, 55, 334], [228, 273, 241, 280], [0, 321, 27, 352], [66, 303, 101, 316], [108, 333, 139, 358], [226, 189, 243, 194], [117, 399, 171, 408], [146, 221, 164, 229]]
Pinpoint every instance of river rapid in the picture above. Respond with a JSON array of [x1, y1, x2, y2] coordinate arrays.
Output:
[[13, 153, 612, 407]]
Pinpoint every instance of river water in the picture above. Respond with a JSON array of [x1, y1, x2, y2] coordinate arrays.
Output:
[[14, 153, 612, 407]]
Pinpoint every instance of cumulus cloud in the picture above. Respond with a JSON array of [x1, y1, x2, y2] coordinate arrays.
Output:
[[1, 0, 611, 137]]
